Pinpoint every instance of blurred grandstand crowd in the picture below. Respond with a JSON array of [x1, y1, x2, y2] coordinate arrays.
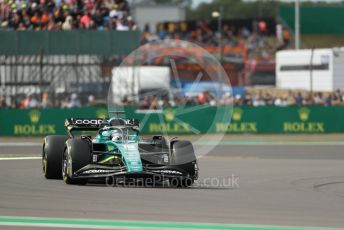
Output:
[[142, 20, 290, 60], [0, 1, 336, 111], [135, 90, 344, 108], [0, 93, 92, 109], [0, 0, 289, 60], [0, 0, 137, 30], [2, 90, 344, 109]]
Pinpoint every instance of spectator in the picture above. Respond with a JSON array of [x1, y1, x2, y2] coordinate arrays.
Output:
[[234, 94, 242, 106], [41, 92, 51, 108], [258, 20, 267, 34], [139, 96, 149, 110], [28, 95, 39, 108], [4, 88, 344, 109], [68, 93, 81, 108], [150, 95, 159, 110], [161, 96, 171, 107], [285, 91, 295, 105], [302, 93, 313, 105], [0, 0, 134, 31], [283, 28, 290, 46], [60, 96, 70, 108], [92, 9, 104, 30], [0, 96, 6, 108], [121, 95, 130, 106], [116, 17, 128, 31], [252, 91, 266, 106], [274, 96, 287, 107], [331, 92, 341, 105], [62, 15, 73, 30], [295, 92, 303, 106], [87, 94, 95, 106], [276, 23, 283, 45], [313, 92, 324, 105], [20, 95, 29, 109], [80, 11, 92, 29]]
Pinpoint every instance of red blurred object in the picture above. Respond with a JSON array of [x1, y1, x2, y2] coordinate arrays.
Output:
[[258, 20, 267, 33]]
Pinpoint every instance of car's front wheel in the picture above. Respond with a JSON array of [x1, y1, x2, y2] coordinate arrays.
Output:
[[62, 139, 91, 185], [169, 140, 198, 188]]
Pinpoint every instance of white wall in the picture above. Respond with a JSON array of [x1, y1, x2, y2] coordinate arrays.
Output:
[[111, 66, 171, 103], [332, 48, 344, 90], [276, 49, 334, 91], [132, 5, 185, 33]]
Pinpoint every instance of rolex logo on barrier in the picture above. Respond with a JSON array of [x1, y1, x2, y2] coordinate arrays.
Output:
[[232, 108, 243, 121], [164, 109, 175, 122], [298, 108, 310, 121], [28, 109, 41, 124], [149, 109, 191, 133], [283, 107, 324, 133], [13, 109, 56, 135], [96, 108, 108, 119], [216, 108, 257, 133]]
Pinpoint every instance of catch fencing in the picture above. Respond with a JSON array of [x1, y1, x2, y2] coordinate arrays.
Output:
[[0, 31, 140, 100]]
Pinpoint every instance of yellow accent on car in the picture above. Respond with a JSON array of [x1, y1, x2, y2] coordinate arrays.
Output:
[[99, 156, 115, 164]]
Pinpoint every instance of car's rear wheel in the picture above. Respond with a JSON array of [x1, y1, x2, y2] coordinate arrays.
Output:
[[42, 135, 69, 179], [62, 139, 91, 185]]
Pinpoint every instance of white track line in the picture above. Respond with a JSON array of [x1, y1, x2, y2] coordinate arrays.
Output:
[[0, 222, 142, 229], [1, 141, 343, 147], [0, 142, 41, 146], [0, 157, 41, 160]]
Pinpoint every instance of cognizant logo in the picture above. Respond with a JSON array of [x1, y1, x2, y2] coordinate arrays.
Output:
[[75, 119, 103, 125]]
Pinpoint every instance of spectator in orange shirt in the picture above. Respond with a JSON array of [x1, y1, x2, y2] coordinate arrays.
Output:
[[41, 9, 50, 26], [258, 20, 267, 34], [283, 29, 290, 45], [80, 11, 92, 29]]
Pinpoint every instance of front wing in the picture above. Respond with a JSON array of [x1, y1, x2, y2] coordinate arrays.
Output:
[[73, 164, 197, 180]]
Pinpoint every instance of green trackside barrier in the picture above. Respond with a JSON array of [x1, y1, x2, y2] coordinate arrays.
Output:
[[0, 31, 140, 55], [0, 107, 108, 136], [279, 6, 344, 35], [0, 106, 343, 136]]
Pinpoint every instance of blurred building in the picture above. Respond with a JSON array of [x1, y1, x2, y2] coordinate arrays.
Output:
[[276, 48, 344, 91], [132, 4, 185, 33]]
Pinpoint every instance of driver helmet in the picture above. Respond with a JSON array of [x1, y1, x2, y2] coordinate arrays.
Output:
[[110, 130, 122, 141]]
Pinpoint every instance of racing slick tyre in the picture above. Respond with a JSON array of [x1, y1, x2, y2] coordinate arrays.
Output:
[[42, 135, 69, 179], [62, 139, 91, 185], [170, 140, 197, 188]]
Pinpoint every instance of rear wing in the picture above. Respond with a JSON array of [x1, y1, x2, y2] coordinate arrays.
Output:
[[64, 118, 140, 136], [65, 118, 106, 136]]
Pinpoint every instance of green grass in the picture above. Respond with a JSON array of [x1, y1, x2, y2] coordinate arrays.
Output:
[[301, 35, 344, 48]]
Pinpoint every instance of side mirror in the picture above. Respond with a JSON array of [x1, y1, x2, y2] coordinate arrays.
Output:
[[127, 119, 140, 127]]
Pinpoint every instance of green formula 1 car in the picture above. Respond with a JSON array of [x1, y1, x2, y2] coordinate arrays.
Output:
[[42, 114, 198, 187]]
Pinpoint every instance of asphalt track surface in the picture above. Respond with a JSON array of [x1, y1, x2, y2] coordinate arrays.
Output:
[[0, 135, 344, 229]]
